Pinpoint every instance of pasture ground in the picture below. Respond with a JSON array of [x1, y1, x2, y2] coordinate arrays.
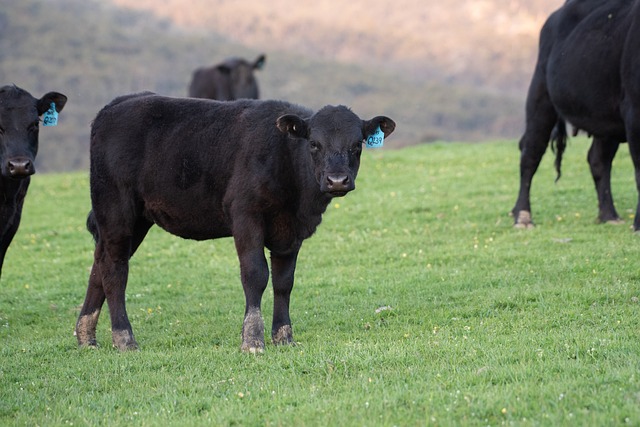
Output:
[[1, 140, 639, 426]]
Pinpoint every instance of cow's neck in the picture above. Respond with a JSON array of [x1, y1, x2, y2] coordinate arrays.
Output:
[[0, 177, 29, 204]]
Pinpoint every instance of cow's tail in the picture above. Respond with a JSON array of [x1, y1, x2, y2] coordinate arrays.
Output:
[[550, 117, 567, 182], [86, 210, 99, 244]]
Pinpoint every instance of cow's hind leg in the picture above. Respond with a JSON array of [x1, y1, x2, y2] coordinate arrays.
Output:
[[512, 67, 559, 228], [102, 246, 137, 350], [76, 245, 107, 347], [105, 218, 152, 350], [76, 214, 151, 350], [76, 211, 107, 347], [587, 137, 622, 223], [270, 251, 299, 346], [77, 236, 137, 350]]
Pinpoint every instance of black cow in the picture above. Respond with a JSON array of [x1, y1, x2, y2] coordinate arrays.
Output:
[[188, 54, 266, 100], [75, 93, 395, 352], [0, 85, 66, 279], [512, 0, 640, 230]]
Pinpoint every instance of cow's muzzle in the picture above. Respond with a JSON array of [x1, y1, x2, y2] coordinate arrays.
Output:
[[324, 174, 354, 196], [6, 157, 35, 178]]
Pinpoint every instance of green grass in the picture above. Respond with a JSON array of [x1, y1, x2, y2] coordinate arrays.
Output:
[[1, 139, 640, 426]]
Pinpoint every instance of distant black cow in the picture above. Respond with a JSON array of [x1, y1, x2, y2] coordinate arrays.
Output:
[[0, 85, 66, 279], [75, 93, 395, 352], [512, 0, 640, 230], [188, 54, 266, 100]]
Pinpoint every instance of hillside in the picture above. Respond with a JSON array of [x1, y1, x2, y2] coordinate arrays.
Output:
[[0, 0, 559, 172], [111, 0, 560, 92]]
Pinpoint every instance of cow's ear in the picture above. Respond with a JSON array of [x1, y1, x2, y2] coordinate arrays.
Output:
[[277, 114, 309, 138], [37, 92, 68, 116], [363, 116, 396, 138], [254, 54, 266, 70]]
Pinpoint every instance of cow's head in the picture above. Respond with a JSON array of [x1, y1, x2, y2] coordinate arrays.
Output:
[[0, 85, 67, 179], [218, 54, 266, 100], [277, 105, 395, 196]]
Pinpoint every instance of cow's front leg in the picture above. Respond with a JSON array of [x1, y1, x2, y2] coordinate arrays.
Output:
[[270, 251, 299, 346], [0, 219, 19, 279], [0, 191, 25, 279], [235, 239, 269, 353]]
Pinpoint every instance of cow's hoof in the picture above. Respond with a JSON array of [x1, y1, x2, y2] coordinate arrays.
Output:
[[514, 211, 534, 229], [112, 330, 139, 351], [241, 342, 265, 354], [241, 308, 265, 353], [76, 332, 98, 348], [78, 340, 99, 349], [604, 218, 624, 225], [272, 325, 294, 346], [75, 312, 100, 347]]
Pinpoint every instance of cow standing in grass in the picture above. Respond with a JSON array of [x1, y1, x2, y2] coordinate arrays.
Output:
[[0, 85, 66, 279], [75, 92, 395, 352], [188, 54, 266, 100], [512, 0, 640, 230]]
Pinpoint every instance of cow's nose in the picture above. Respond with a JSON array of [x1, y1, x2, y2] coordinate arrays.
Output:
[[326, 174, 351, 192], [8, 158, 35, 177]]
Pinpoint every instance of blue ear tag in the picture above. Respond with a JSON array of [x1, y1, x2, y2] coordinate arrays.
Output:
[[366, 126, 384, 148], [42, 102, 58, 127]]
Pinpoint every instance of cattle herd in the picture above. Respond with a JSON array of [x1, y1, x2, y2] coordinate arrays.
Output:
[[2, 0, 640, 352]]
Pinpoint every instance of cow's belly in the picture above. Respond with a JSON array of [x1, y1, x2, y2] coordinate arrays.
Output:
[[547, 74, 626, 138], [549, 87, 627, 140], [144, 199, 231, 241], [546, 34, 627, 139]]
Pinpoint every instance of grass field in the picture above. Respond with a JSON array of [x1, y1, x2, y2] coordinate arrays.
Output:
[[1, 140, 640, 426]]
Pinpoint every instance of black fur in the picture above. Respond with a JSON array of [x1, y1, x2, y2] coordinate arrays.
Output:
[[0, 85, 66, 279], [512, 0, 640, 228], [75, 93, 395, 352], [188, 54, 266, 100]]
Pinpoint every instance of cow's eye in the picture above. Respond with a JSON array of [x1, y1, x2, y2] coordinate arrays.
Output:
[[0, 125, 4, 135], [28, 121, 39, 132], [309, 140, 321, 151]]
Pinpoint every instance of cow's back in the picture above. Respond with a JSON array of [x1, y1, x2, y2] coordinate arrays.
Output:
[[92, 94, 243, 182]]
